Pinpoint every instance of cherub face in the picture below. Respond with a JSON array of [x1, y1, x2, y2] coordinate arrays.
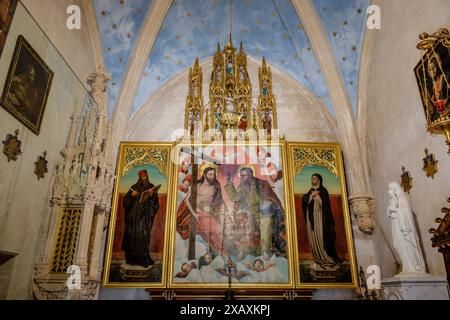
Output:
[[253, 259, 263, 271], [182, 180, 191, 189], [181, 263, 192, 273], [204, 254, 212, 265]]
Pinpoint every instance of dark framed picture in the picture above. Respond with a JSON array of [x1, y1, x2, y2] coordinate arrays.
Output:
[[0, 0, 19, 58], [1, 35, 54, 135], [414, 41, 450, 124]]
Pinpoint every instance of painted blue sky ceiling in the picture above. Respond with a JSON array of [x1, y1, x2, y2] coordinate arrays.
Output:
[[312, 0, 370, 114], [93, 0, 369, 117], [93, 0, 152, 117], [132, 0, 332, 115]]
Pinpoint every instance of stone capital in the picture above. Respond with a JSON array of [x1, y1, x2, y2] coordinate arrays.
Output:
[[348, 193, 374, 234]]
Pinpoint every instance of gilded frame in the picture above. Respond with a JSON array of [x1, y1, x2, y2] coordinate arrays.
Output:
[[167, 140, 296, 291], [1, 35, 54, 135], [286, 142, 357, 289], [103, 142, 174, 288]]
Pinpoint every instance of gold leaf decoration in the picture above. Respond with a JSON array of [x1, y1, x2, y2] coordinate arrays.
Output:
[[292, 147, 337, 177], [123, 146, 169, 177]]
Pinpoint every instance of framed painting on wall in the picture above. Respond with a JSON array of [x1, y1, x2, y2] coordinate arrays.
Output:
[[415, 38, 450, 124], [103, 142, 174, 288], [286, 142, 357, 288], [414, 32, 450, 153], [1, 35, 54, 135], [168, 141, 295, 292], [0, 0, 19, 59]]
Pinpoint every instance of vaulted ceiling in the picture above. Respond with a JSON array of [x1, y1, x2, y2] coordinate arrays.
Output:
[[93, 0, 370, 118]]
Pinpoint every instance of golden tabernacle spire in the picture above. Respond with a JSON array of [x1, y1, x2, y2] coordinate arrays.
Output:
[[183, 41, 277, 141], [185, 56, 204, 139], [258, 56, 277, 139]]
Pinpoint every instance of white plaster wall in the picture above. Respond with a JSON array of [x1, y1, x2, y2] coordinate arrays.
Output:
[[126, 56, 337, 142], [20, 0, 96, 86], [365, 0, 450, 279], [0, 3, 94, 299]]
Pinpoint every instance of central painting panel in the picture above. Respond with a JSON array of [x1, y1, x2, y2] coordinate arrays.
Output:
[[169, 141, 294, 289]]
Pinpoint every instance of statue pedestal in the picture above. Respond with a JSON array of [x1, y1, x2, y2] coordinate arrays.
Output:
[[382, 273, 449, 300]]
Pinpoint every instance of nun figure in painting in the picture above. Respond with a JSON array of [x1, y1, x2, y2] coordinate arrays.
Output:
[[302, 173, 340, 269], [387, 182, 426, 274]]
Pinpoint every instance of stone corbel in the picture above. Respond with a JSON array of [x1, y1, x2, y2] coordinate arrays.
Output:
[[348, 194, 375, 234], [32, 278, 99, 300]]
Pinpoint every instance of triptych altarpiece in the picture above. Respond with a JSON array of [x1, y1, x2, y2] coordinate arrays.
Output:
[[103, 40, 357, 297]]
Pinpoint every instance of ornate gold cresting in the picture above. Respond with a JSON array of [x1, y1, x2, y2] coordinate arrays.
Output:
[[292, 147, 337, 177], [122, 146, 169, 177], [417, 28, 450, 51], [416, 28, 450, 153], [184, 37, 277, 141], [258, 57, 277, 139]]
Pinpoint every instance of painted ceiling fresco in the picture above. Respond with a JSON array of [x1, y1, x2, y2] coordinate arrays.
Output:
[[93, 0, 152, 117], [312, 0, 370, 114], [94, 0, 369, 117]]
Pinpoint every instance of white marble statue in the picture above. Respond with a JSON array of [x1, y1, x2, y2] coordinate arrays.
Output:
[[387, 182, 426, 274]]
